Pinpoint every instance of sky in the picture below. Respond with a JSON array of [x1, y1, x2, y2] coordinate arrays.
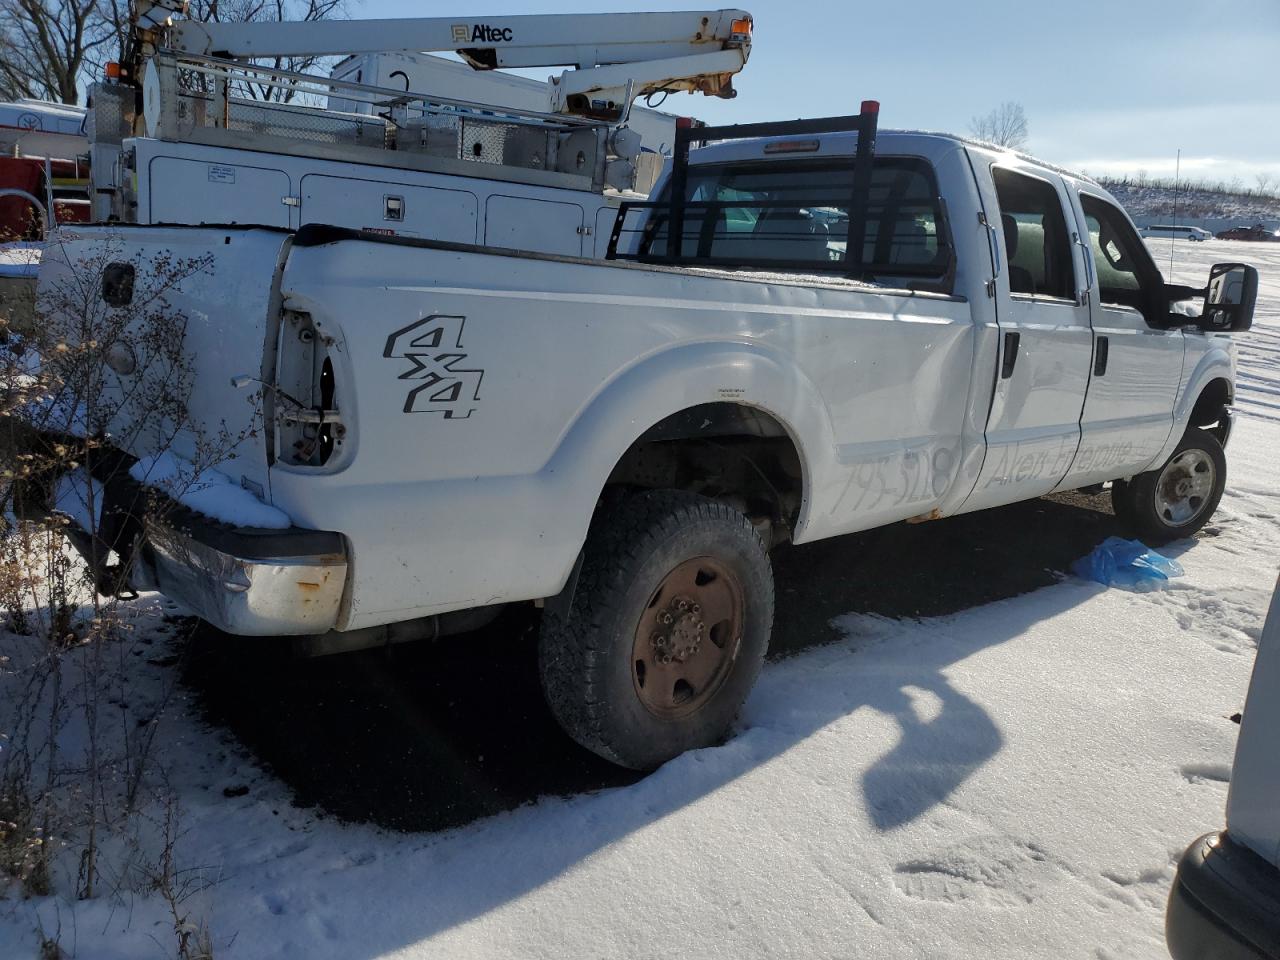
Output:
[[358, 0, 1280, 185]]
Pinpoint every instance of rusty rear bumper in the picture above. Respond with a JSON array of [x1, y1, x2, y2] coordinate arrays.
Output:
[[138, 518, 347, 636]]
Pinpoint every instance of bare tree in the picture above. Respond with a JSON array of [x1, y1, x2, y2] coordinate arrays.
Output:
[[1257, 172, 1277, 197], [81, 0, 130, 87], [2, 0, 347, 107], [969, 101, 1030, 150], [184, 0, 348, 103], [0, 0, 115, 104]]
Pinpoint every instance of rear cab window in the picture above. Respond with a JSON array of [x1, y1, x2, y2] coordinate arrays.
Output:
[[641, 156, 954, 291]]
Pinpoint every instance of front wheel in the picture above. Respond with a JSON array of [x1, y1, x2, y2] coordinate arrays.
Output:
[[538, 490, 774, 770], [1111, 430, 1226, 545]]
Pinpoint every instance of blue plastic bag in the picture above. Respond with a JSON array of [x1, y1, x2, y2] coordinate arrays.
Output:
[[1071, 536, 1184, 588]]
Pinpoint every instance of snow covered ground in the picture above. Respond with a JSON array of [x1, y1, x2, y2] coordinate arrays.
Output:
[[2, 240, 1279, 959]]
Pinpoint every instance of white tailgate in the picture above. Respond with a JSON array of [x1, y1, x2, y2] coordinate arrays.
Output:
[[36, 225, 288, 497]]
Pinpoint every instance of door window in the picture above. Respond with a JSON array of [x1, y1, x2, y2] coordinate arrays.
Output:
[[1079, 193, 1164, 325], [992, 167, 1075, 300]]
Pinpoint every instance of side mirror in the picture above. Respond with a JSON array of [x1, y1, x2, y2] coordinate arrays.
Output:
[[1201, 262, 1258, 332]]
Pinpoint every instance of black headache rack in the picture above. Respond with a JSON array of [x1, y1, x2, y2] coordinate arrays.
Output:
[[605, 102, 957, 293]]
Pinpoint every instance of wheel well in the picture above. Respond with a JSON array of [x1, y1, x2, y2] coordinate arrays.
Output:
[[603, 403, 804, 545], [1189, 378, 1232, 442]]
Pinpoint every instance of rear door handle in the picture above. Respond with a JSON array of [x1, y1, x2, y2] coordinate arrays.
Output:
[[1001, 331, 1020, 379], [1094, 336, 1109, 376]]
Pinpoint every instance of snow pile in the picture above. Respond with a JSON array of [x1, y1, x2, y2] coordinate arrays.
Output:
[[52, 467, 103, 534], [128, 451, 290, 529]]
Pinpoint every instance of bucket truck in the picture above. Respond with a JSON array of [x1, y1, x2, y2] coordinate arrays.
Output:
[[80, 3, 751, 257]]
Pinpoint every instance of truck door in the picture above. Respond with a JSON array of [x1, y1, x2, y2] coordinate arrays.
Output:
[[1053, 189, 1184, 489], [963, 165, 1094, 511], [484, 195, 585, 257]]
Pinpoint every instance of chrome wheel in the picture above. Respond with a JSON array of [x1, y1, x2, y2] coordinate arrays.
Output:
[[1154, 449, 1216, 527]]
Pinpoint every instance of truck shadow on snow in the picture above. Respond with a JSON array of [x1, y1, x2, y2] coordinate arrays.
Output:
[[183, 489, 1133, 838]]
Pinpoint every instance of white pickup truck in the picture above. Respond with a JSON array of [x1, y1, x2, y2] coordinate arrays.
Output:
[[32, 110, 1259, 769]]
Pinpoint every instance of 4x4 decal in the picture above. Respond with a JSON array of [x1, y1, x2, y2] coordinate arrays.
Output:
[[383, 314, 483, 418]]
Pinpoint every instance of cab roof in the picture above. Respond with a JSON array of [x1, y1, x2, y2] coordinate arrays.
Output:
[[688, 128, 1099, 187]]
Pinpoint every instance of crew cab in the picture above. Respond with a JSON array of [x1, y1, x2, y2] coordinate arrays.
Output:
[[28, 111, 1258, 770]]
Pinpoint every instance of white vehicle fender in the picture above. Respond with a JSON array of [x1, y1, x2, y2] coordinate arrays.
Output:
[[1147, 339, 1235, 468], [542, 339, 837, 556]]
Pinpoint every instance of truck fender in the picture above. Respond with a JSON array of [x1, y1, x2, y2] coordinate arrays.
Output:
[[1147, 341, 1235, 469], [539, 340, 837, 585]]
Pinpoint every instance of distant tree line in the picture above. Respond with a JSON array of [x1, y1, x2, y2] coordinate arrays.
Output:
[[1099, 171, 1280, 203]]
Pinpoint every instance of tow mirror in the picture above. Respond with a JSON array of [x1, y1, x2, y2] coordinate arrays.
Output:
[[1201, 262, 1258, 332]]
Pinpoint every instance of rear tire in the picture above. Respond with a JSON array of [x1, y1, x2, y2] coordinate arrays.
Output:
[[1111, 429, 1226, 545], [538, 490, 773, 770]]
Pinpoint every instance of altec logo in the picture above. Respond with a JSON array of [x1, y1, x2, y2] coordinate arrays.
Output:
[[451, 23, 514, 43]]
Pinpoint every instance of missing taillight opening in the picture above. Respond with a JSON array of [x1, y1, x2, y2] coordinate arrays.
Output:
[[318, 356, 336, 465], [274, 311, 344, 468]]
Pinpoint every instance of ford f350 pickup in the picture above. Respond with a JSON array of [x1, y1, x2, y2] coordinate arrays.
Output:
[[28, 107, 1258, 769]]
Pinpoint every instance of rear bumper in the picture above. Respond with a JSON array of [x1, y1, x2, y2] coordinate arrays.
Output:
[[1167, 831, 1280, 960], [27, 442, 349, 636], [137, 516, 347, 636]]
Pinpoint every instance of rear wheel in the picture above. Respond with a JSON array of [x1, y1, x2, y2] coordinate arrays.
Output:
[[538, 490, 773, 770], [1111, 430, 1226, 545]]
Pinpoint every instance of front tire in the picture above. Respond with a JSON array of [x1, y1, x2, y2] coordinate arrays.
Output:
[[538, 490, 774, 770], [1111, 430, 1226, 544]]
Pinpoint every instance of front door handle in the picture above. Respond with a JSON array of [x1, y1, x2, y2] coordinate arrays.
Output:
[[1001, 331, 1020, 379], [1094, 336, 1109, 376]]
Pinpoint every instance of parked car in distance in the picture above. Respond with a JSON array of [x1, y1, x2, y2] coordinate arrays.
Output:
[[1142, 224, 1213, 242], [1166, 574, 1280, 960], [1215, 224, 1280, 242]]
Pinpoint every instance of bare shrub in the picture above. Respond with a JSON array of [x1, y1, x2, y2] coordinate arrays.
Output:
[[1, 228, 262, 952]]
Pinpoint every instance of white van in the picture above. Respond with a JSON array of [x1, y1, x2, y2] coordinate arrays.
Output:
[[1142, 224, 1212, 242]]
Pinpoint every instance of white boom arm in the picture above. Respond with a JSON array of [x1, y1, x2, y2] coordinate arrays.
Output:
[[135, 4, 752, 115]]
